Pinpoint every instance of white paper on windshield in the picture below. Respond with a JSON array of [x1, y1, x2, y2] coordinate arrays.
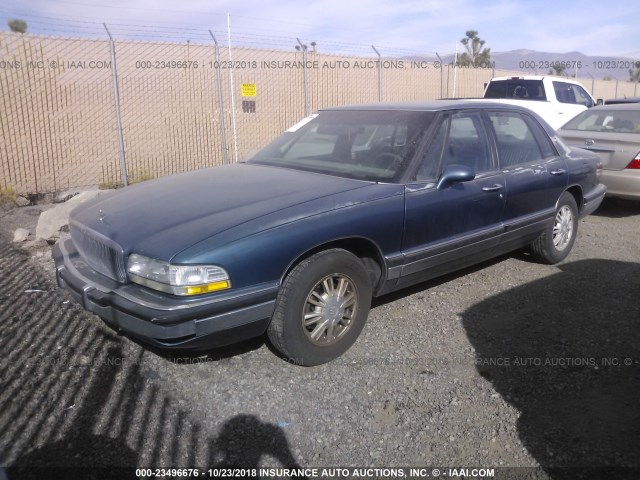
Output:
[[286, 113, 319, 132]]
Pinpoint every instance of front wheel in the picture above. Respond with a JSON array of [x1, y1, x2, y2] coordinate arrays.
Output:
[[267, 249, 372, 366], [530, 192, 578, 264]]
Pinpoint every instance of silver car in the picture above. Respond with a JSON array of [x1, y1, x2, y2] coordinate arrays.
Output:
[[559, 104, 640, 200]]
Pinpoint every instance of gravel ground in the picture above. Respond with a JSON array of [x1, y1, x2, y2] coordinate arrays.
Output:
[[0, 199, 639, 479]]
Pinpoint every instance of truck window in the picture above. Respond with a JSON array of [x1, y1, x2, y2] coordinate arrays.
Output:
[[553, 82, 594, 107], [572, 85, 595, 108], [553, 82, 576, 104], [484, 80, 547, 101]]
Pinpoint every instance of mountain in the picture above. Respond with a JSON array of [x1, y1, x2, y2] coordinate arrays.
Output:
[[490, 50, 639, 81], [407, 49, 639, 81]]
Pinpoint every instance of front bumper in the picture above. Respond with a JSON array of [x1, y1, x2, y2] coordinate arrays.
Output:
[[53, 238, 277, 349]]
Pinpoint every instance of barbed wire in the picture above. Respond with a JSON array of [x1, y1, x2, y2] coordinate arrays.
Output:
[[0, 8, 444, 57], [3, 6, 639, 61]]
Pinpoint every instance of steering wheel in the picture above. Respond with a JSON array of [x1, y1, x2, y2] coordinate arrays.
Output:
[[372, 152, 404, 173]]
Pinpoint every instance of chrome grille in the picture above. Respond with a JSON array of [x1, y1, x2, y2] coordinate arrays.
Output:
[[70, 222, 127, 282]]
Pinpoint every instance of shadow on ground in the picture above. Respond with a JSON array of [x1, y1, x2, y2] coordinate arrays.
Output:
[[0, 238, 301, 479], [124, 332, 267, 366], [591, 197, 640, 218], [462, 259, 640, 479]]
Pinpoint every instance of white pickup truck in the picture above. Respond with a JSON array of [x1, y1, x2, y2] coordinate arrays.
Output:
[[482, 75, 598, 130]]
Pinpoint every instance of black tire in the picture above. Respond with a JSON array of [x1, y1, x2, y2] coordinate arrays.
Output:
[[530, 192, 578, 264], [267, 249, 372, 366]]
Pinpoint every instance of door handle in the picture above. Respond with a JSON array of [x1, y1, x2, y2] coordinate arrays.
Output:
[[482, 184, 503, 192], [550, 169, 566, 175]]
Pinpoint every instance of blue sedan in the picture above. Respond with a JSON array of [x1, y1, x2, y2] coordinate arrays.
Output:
[[53, 101, 606, 365]]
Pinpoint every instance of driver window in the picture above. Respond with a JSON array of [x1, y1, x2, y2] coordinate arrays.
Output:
[[416, 118, 447, 181], [415, 112, 491, 181], [442, 113, 491, 173], [572, 85, 594, 107]]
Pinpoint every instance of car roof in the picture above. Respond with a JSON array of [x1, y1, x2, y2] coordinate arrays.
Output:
[[490, 75, 582, 83], [604, 97, 640, 105], [588, 103, 640, 111], [321, 100, 536, 113]]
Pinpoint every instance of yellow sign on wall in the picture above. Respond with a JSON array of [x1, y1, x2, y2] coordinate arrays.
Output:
[[241, 83, 257, 97]]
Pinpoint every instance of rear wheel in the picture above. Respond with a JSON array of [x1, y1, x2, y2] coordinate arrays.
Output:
[[268, 249, 372, 366], [530, 192, 578, 264]]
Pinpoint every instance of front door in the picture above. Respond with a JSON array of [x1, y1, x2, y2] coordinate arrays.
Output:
[[400, 111, 506, 286]]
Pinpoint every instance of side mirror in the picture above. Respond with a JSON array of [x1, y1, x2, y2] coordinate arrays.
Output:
[[596, 98, 604, 106], [436, 164, 475, 190]]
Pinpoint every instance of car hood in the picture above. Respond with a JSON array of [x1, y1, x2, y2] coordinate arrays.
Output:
[[70, 164, 374, 261]]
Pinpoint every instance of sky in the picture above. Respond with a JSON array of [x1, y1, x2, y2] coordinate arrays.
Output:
[[0, 0, 639, 58]]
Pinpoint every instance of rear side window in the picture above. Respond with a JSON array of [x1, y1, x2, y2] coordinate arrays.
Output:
[[489, 112, 547, 167], [523, 116, 557, 158]]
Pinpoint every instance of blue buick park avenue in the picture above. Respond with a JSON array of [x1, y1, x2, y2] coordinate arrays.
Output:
[[53, 101, 606, 365]]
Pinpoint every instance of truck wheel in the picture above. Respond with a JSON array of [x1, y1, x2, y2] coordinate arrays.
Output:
[[530, 192, 578, 264], [268, 249, 372, 366]]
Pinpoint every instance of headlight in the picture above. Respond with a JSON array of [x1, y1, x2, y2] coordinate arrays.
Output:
[[127, 253, 231, 296]]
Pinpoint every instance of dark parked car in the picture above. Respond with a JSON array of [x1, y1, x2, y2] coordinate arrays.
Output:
[[603, 97, 640, 105], [53, 101, 606, 365]]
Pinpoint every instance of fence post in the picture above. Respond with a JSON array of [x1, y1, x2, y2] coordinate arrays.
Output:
[[209, 31, 229, 165], [103, 23, 128, 186], [436, 53, 444, 99], [587, 73, 594, 96], [297, 38, 309, 116], [615, 79, 619, 98], [226, 14, 239, 163], [371, 45, 382, 101]]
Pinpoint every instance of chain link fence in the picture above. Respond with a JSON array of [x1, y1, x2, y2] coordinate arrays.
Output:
[[1, 29, 638, 195]]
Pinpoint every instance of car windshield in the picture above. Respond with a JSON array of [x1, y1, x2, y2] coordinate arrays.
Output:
[[247, 110, 435, 182], [562, 109, 640, 133]]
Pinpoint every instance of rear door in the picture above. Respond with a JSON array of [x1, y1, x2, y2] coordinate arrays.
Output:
[[400, 111, 506, 286], [487, 110, 567, 247]]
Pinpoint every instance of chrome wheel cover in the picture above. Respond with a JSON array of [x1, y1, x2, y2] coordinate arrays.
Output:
[[553, 205, 574, 251], [302, 274, 358, 346]]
